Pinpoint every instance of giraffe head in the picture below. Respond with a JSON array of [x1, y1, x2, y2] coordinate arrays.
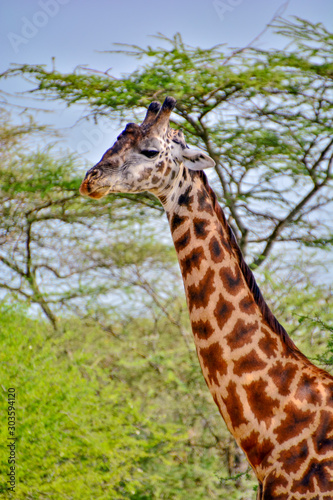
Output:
[[79, 97, 215, 200]]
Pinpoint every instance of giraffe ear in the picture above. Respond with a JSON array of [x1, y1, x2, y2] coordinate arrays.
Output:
[[182, 148, 215, 171]]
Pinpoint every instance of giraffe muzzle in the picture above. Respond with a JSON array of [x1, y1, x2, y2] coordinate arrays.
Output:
[[79, 168, 108, 198]]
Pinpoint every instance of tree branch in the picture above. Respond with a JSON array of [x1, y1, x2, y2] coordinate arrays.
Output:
[[251, 181, 328, 268]]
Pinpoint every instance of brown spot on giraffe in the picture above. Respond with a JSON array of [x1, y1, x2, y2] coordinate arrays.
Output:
[[156, 160, 165, 172], [279, 439, 309, 475], [326, 384, 333, 407], [137, 167, 153, 182], [151, 175, 160, 185], [313, 410, 333, 455], [170, 213, 189, 233], [295, 371, 323, 406], [187, 267, 215, 311], [274, 402, 316, 444], [193, 217, 210, 239], [259, 327, 279, 358], [199, 342, 227, 386], [197, 186, 214, 215], [216, 225, 232, 253], [174, 228, 191, 252], [239, 293, 257, 314], [192, 319, 214, 340], [213, 295, 235, 329], [208, 235, 224, 263], [165, 165, 172, 176], [223, 380, 248, 429], [241, 430, 274, 468], [178, 186, 193, 208], [225, 319, 258, 349], [245, 378, 279, 427], [262, 471, 290, 500], [180, 246, 205, 278], [233, 349, 268, 377], [219, 266, 242, 295], [291, 458, 333, 494], [268, 360, 298, 396]]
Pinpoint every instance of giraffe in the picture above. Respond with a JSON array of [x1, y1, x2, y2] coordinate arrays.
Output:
[[80, 96, 333, 499]]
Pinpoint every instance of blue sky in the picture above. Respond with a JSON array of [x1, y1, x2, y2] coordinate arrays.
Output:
[[1, 0, 332, 283], [1, 0, 333, 160]]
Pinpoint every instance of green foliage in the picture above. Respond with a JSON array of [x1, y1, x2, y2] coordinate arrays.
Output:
[[0, 306, 179, 499], [309, 317, 333, 369], [255, 255, 333, 359], [0, 304, 256, 499], [2, 18, 332, 267]]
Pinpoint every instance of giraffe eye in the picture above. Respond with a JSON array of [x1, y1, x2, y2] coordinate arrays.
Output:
[[140, 149, 159, 159]]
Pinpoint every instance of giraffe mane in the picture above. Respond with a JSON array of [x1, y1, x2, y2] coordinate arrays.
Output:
[[197, 170, 331, 375]]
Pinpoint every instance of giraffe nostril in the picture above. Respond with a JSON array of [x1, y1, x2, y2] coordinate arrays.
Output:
[[90, 169, 100, 179]]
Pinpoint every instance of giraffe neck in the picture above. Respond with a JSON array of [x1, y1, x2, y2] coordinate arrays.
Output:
[[159, 166, 328, 480]]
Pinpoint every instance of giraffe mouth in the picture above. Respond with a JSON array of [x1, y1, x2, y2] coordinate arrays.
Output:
[[80, 179, 136, 198], [79, 180, 109, 199]]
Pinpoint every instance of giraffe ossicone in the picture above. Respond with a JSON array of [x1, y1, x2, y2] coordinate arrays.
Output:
[[80, 97, 333, 499]]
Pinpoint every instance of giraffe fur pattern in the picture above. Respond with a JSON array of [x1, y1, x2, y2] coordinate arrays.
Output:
[[80, 97, 333, 499]]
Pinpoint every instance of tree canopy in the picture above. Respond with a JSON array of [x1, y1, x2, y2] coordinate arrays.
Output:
[[2, 17, 333, 266], [0, 112, 179, 327]]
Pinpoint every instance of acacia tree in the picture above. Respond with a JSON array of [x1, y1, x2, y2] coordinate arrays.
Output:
[[0, 111, 180, 327], [2, 17, 332, 266]]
